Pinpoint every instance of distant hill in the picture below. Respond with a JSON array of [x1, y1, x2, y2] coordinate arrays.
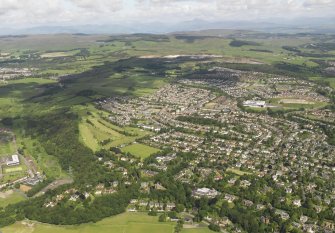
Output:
[[0, 18, 335, 35]]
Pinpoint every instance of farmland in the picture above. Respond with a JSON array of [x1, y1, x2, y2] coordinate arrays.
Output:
[[2, 212, 175, 233], [2, 212, 215, 233]]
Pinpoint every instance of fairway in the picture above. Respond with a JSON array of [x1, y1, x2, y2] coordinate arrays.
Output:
[[3, 212, 175, 233], [79, 111, 152, 152], [121, 143, 160, 159]]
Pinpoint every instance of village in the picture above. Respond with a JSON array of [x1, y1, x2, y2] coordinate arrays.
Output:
[[97, 68, 335, 232]]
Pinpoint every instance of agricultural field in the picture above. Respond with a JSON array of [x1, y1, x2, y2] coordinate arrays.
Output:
[[2, 212, 213, 233], [121, 143, 161, 159], [181, 228, 214, 233], [2, 212, 176, 233]]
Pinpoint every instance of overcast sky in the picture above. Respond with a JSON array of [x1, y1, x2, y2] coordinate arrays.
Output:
[[0, 0, 334, 28]]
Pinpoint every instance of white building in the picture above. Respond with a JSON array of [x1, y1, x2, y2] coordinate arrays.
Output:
[[6, 154, 20, 166], [192, 187, 220, 199], [243, 100, 266, 108]]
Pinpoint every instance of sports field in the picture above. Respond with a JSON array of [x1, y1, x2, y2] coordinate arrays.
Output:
[[121, 143, 160, 159], [4, 166, 23, 173]]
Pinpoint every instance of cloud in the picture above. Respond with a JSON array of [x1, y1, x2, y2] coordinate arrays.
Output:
[[0, 0, 333, 27], [69, 0, 123, 12]]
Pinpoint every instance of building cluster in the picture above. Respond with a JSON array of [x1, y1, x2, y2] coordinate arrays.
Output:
[[0, 67, 35, 80], [96, 68, 335, 231]]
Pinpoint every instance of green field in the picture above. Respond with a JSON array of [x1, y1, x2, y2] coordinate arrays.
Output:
[[309, 77, 335, 89], [7, 78, 56, 85], [78, 108, 152, 152], [181, 228, 214, 233], [0, 141, 15, 157], [0, 190, 26, 208], [3, 212, 175, 233], [121, 143, 160, 159], [4, 166, 23, 173], [226, 168, 252, 176], [2, 212, 213, 233]]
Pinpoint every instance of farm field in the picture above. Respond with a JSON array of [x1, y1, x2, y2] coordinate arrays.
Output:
[[2, 212, 175, 233], [121, 143, 161, 159], [181, 228, 214, 233]]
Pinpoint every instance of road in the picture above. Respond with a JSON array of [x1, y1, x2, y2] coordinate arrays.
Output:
[[34, 178, 73, 197]]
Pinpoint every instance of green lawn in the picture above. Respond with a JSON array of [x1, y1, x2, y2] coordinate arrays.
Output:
[[3, 212, 175, 233], [121, 143, 160, 159], [0, 141, 15, 157], [182, 228, 214, 233], [4, 166, 23, 173], [0, 190, 26, 208], [226, 168, 252, 176]]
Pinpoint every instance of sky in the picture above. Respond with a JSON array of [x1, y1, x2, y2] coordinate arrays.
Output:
[[0, 0, 334, 28]]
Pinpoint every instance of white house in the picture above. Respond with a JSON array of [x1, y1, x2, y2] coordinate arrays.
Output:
[[6, 154, 20, 166]]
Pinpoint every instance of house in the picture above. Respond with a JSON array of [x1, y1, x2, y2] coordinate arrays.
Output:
[[192, 188, 220, 199], [6, 154, 20, 166], [293, 199, 301, 207]]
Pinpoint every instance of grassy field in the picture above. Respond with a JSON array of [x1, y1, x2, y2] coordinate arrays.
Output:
[[7, 78, 56, 85], [0, 140, 15, 157], [121, 143, 160, 159], [3, 212, 175, 233], [226, 168, 252, 176], [0, 190, 26, 208], [4, 166, 23, 173], [78, 107, 152, 152], [268, 98, 328, 110], [309, 77, 335, 89], [2, 212, 214, 233], [181, 228, 214, 233]]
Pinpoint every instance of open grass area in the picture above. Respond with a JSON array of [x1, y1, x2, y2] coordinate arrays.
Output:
[[309, 77, 335, 89], [0, 190, 26, 208], [226, 168, 252, 176], [0, 141, 15, 157], [7, 78, 56, 85], [121, 143, 160, 159], [181, 228, 213, 233], [4, 166, 23, 173], [3, 212, 175, 233], [41, 51, 79, 58]]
